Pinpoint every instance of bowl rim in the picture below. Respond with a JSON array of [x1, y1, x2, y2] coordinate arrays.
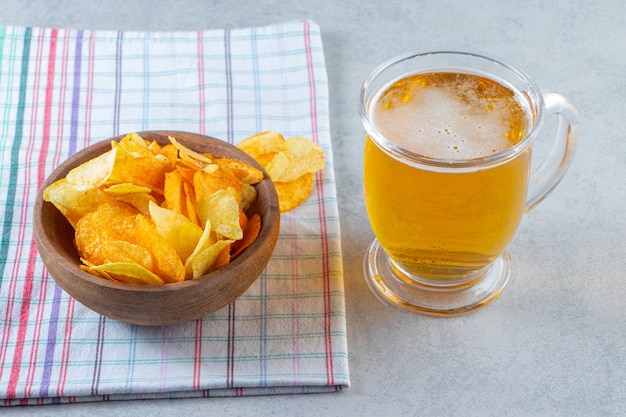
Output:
[[34, 130, 280, 294]]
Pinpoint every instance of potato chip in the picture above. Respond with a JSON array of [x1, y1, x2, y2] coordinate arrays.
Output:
[[265, 136, 325, 182], [236, 132, 324, 211], [66, 148, 121, 191], [231, 213, 261, 259], [183, 220, 214, 278], [90, 262, 165, 285], [158, 143, 179, 164], [117, 132, 155, 157], [193, 169, 220, 201], [187, 220, 216, 257], [196, 189, 243, 240], [80, 262, 114, 281], [148, 201, 203, 263], [177, 151, 207, 171], [163, 170, 185, 215], [147, 140, 162, 154], [103, 183, 156, 215], [201, 164, 219, 175], [103, 183, 152, 195], [214, 157, 264, 184], [43, 178, 116, 228], [238, 208, 248, 232], [240, 183, 258, 212], [185, 239, 233, 279], [193, 168, 243, 202], [214, 244, 231, 269], [91, 240, 155, 271], [115, 192, 157, 216], [74, 202, 153, 281], [236, 131, 285, 160], [168, 135, 213, 165], [75, 201, 141, 263], [274, 173, 315, 213], [175, 165, 196, 185], [134, 213, 185, 283], [183, 181, 200, 226], [119, 156, 171, 194]]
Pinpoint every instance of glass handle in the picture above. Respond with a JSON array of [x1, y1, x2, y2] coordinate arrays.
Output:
[[525, 91, 580, 212]]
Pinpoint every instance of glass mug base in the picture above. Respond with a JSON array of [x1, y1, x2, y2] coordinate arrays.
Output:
[[363, 239, 512, 316]]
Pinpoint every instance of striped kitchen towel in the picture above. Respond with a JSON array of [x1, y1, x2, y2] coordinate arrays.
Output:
[[0, 19, 349, 405]]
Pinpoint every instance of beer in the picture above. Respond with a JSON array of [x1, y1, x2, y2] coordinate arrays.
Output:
[[364, 72, 531, 282]]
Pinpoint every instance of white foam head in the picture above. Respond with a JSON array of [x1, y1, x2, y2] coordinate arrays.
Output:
[[371, 73, 526, 160]]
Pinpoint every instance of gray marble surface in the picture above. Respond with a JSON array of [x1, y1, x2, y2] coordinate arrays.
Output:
[[2, 0, 625, 416]]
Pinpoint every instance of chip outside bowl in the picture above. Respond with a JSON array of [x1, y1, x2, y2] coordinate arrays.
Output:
[[34, 131, 280, 326]]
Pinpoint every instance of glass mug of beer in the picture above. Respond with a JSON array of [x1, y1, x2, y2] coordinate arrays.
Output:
[[360, 50, 579, 316]]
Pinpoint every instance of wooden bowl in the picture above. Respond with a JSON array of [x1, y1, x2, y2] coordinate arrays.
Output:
[[34, 131, 280, 326]]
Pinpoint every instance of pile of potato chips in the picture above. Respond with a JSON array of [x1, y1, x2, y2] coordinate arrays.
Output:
[[236, 131, 325, 212], [43, 133, 264, 285]]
